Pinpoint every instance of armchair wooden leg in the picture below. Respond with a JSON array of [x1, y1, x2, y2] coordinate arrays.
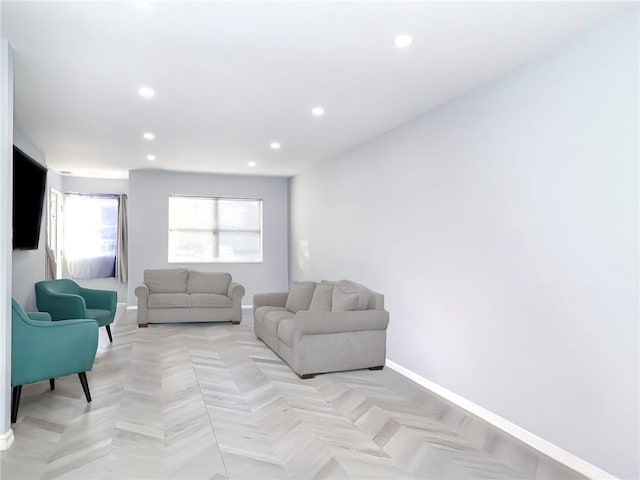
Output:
[[138, 323, 148, 328], [105, 325, 113, 343], [11, 386, 22, 423], [50, 378, 55, 390], [78, 373, 92, 402]]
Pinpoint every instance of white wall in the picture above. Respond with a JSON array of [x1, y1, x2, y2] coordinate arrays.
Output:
[[128, 169, 289, 305], [10, 130, 48, 311], [290, 10, 638, 479], [0, 39, 15, 447]]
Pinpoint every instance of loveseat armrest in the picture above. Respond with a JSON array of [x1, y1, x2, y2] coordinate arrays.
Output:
[[294, 309, 389, 336], [134, 285, 150, 327], [227, 281, 245, 299], [134, 284, 149, 300], [253, 292, 288, 312]]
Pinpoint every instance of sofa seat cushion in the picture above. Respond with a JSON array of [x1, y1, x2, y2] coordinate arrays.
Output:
[[145, 268, 188, 294], [263, 310, 295, 335], [85, 308, 112, 327], [255, 306, 287, 325], [277, 317, 297, 346], [148, 293, 191, 309], [190, 293, 232, 308], [188, 272, 231, 295]]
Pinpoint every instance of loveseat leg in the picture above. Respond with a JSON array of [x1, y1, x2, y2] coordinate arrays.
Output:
[[232, 320, 240, 325], [138, 323, 148, 328], [369, 366, 384, 371], [299, 374, 315, 379]]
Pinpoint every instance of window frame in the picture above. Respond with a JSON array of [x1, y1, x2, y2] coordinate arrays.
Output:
[[167, 194, 264, 264]]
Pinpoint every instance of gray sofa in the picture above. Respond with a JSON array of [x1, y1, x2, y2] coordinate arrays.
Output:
[[135, 268, 245, 327], [253, 280, 389, 378]]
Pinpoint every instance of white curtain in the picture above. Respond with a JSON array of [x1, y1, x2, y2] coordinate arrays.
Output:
[[116, 194, 128, 283]]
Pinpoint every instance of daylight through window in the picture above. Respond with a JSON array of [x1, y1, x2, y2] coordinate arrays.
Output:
[[168, 196, 263, 263]]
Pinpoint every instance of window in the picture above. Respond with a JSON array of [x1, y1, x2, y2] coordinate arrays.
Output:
[[168, 196, 262, 263], [64, 194, 119, 279]]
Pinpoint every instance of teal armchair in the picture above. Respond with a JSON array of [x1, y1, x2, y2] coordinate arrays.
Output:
[[35, 279, 117, 343], [11, 298, 99, 423]]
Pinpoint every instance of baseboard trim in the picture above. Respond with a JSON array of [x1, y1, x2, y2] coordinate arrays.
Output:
[[385, 359, 614, 480], [0, 429, 14, 450]]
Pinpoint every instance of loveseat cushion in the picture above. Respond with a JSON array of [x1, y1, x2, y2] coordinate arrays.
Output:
[[145, 268, 188, 294], [285, 281, 316, 313], [148, 293, 191, 308], [308, 283, 333, 311], [187, 271, 232, 295], [190, 293, 233, 308]]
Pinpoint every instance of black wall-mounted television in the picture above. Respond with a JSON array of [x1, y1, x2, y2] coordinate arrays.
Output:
[[13, 146, 47, 251]]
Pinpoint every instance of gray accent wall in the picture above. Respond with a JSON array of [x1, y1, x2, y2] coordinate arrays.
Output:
[[128, 169, 289, 305], [289, 10, 638, 479]]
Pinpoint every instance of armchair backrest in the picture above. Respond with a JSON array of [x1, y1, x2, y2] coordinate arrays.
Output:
[[36, 279, 81, 295]]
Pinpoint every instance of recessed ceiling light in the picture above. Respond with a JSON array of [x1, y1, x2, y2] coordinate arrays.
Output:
[[138, 86, 154, 98], [143, 132, 155, 140], [133, 0, 156, 6], [394, 35, 413, 48], [270, 142, 281, 150], [248, 161, 257, 167], [147, 154, 156, 161], [311, 106, 324, 116]]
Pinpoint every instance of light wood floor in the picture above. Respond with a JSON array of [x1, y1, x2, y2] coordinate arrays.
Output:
[[0, 310, 560, 479]]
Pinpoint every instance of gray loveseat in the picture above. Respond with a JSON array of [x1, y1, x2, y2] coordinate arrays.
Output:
[[253, 280, 389, 378], [135, 268, 245, 327]]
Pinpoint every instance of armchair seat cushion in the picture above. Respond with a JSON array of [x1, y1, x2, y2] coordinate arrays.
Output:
[[191, 293, 232, 308], [148, 293, 191, 309]]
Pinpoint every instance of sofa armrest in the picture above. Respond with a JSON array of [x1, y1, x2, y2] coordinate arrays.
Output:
[[253, 292, 288, 312], [294, 309, 389, 336]]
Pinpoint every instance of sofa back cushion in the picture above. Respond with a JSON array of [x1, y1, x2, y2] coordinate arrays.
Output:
[[187, 271, 232, 295], [144, 268, 188, 294], [285, 281, 316, 313], [308, 283, 333, 311], [332, 280, 370, 312]]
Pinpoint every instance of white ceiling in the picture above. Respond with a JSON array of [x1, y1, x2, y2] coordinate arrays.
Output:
[[1, 1, 634, 179]]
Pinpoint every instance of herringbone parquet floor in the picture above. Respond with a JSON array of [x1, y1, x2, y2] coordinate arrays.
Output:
[[0, 310, 566, 480]]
